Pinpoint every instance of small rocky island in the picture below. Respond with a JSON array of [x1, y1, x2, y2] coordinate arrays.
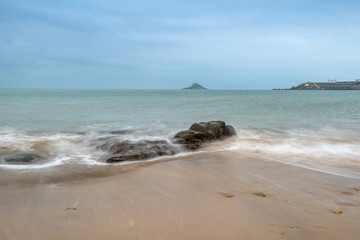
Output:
[[183, 83, 207, 90]]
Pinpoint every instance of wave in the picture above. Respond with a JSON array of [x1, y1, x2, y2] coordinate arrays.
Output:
[[1, 126, 360, 172], [205, 128, 360, 170], [0, 126, 180, 170]]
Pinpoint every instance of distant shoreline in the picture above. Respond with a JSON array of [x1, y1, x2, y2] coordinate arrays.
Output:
[[274, 80, 360, 90]]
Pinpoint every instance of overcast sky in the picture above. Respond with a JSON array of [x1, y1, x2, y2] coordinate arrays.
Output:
[[0, 0, 359, 89]]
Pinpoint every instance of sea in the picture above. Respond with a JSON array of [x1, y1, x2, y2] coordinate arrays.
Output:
[[1, 89, 360, 180]]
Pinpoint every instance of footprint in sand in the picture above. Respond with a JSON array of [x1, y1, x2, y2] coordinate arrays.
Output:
[[219, 192, 234, 198], [66, 207, 77, 211], [330, 209, 343, 214], [252, 192, 267, 197], [268, 223, 300, 230], [338, 202, 357, 206]]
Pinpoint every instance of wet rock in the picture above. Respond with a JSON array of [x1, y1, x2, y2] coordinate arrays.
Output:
[[173, 130, 210, 150], [225, 125, 237, 136], [189, 121, 236, 139], [4, 153, 43, 164], [173, 121, 236, 150], [98, 140, 179, 163], [100, 121, 236, 163]]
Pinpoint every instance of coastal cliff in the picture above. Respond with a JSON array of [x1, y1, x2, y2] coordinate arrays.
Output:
[[289, 80, 360, 90]]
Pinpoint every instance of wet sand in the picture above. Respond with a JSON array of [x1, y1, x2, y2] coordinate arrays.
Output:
[[1, 151, 360, 240]]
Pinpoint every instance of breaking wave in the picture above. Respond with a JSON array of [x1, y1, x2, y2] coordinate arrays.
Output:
[[1, 126, 360, 173]]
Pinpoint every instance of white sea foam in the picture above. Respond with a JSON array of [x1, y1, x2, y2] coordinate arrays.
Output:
[[1, 125, 360, 173], [0, 126, 180, 170], [0, 128, 99, 170], [217, 127, 360, 169]]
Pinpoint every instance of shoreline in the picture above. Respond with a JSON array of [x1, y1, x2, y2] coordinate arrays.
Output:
[[1, 151, 360, 239]]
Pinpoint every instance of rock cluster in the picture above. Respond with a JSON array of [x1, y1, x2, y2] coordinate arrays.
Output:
[[2, 121, 237, 165], [101, 121, 236, 163]]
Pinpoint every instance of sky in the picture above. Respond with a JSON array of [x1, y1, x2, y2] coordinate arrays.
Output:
[[0, 0, 359, 89]]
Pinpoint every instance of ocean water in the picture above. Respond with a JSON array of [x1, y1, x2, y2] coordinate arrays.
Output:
[[1, 89, 360, 178]]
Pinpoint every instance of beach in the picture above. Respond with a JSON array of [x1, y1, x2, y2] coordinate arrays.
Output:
[[1, 150, 359, 240], [1, 89, 360, 239], [2, 0, 360, 238]]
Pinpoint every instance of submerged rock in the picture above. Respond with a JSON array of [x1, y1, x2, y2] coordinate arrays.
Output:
[[109, 130, 133, 135], [98, 140, 179, 163], [173, 121, 236, 150], [4, 153, 43, 164]]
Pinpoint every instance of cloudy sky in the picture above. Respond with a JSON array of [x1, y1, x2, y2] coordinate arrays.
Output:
[[0, 0, 359, 89]]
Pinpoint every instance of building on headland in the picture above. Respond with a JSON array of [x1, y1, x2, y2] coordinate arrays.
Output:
[[288, 78, 360, 90]]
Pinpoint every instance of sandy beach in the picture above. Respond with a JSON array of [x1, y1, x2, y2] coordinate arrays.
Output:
[[2, 0, 360, 238], [1, 150, 359, 240]]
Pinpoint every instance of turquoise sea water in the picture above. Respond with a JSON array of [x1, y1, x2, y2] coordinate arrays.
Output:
[[1, 89, 360, 175]]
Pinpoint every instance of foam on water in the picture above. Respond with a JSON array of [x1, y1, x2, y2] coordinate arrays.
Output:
[[0, 126, 181, 170], [1, 89, 360, 175], [1, 125, 359, 174], [204, 127, 360, 171]]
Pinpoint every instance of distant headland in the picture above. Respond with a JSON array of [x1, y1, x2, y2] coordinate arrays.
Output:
[[183, 83, 208, 90], [274, 78, 360, 90]]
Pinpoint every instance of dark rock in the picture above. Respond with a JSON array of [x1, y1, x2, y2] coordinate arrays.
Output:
[[183, 83, 207, 90], [173, 130, 210, 150], [98, 140, 179, 163], [225, 125, 237, 136], [100, 121, 236, 163], [4, 153, 43, 164], [107, 152, 159, 163], [190, 121, 226, 139], [173, 121, 236, 150]]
